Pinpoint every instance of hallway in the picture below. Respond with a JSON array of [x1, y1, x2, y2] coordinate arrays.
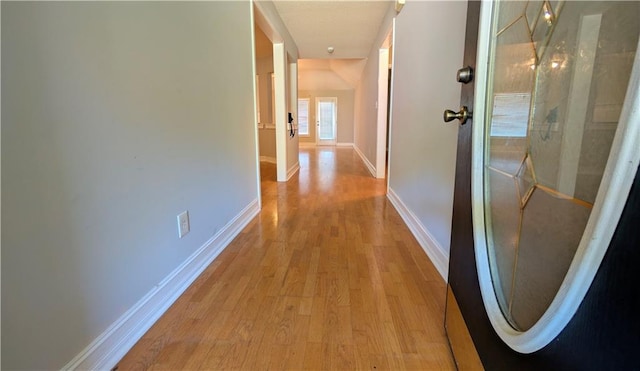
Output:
[[117, 147, 455, 369]]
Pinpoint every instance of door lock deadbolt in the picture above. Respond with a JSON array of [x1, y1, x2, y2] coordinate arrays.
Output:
[[456, 66, 474, 84]]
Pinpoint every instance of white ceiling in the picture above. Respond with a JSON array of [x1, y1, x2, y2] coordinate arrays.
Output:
[[272, 0, 394, 59]]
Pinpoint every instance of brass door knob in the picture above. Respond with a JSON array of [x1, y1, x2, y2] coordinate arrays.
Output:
[[443, 106, 472, 125]]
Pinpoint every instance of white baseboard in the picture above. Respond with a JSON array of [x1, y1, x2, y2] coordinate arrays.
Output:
[[63, 199, 261, 370], [354, 145, 377, 178], [259, 156, 277, 164], [286, 162, 300, 181], [336, 142, 354, 148], [387, 188, 448, 281], [299, 142, 352, 149]]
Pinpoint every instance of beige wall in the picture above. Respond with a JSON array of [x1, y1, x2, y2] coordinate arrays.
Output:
[[298, 69, 353, 90], [387, 1, 467, 260], [255, 26, 274, 126], [354, 47, 381, 163], [298, 90, 355, 144], [256, 56, 274, 126], [255, 25, 277, 161], [2, 2, 258, 368], [353, 6, 395, 172], [259, 128, 277, 161]]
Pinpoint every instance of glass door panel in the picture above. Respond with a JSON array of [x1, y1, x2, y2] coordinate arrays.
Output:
[[316, 97, 337, 145], [484, 0, 639, 331]]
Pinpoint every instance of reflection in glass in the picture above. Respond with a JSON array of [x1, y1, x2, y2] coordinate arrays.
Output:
[[496, 1, 527, 35], [525, 1, 543, 32], [484, 1, 639, 330]]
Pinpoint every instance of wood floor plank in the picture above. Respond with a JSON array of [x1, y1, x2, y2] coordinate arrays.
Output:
[[115, 147, 455, 370]]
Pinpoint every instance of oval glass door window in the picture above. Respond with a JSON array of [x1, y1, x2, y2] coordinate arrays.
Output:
[[483, 1, 639, 332]]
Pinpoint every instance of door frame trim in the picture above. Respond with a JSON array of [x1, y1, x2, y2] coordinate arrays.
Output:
[[471, 0, 640, 354]]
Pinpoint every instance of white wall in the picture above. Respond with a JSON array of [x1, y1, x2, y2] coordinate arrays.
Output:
[[355, 47, 382, 165], [298, 90, 355, 144], [354, 6, 395, 175], [1, 2, 258, 369], [387, 0, 467, 278]]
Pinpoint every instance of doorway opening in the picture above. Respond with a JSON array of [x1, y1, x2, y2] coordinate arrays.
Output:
[[253, 3, 299, 184]]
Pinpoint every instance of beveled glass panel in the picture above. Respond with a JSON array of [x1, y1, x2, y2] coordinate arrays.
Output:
[[495, 18, 537, 83], [525, 0, 543, 32], [531, 1, 555, 60], [548, 0, 564, 18], [496, 1, 527, 35], [489, 17, 536, 176], [483, 1, 639, 332], [515, 155, 536, 207], [510, 189, 591, 330], [486, 169, 521, 316]]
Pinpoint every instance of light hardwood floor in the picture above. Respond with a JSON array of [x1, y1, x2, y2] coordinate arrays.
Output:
[[116, 147, 456, 370]]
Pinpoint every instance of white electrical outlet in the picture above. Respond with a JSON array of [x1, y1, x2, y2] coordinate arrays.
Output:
[[177, 211, 190, 238]]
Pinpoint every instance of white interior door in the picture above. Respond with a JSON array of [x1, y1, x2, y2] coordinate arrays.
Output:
[[316, 97, 337, 145]]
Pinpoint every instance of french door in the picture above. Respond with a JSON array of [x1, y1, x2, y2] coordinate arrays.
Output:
[[316, 97, 337, 146]]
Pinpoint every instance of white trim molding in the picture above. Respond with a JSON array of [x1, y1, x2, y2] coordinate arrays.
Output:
[[354, 145, 377, 178], [259, 156, 277, 164], [387, 188, 448, 280], [336, 142, 354, 148], [251, 6, 262, 212], [286, 162, 300, 181], [273, 42, 288, 182], [376, 48, 390, 180], [63, 200, 261, 370]]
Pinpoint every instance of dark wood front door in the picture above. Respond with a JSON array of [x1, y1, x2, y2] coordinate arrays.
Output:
[[446, 1, 640, 370]]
